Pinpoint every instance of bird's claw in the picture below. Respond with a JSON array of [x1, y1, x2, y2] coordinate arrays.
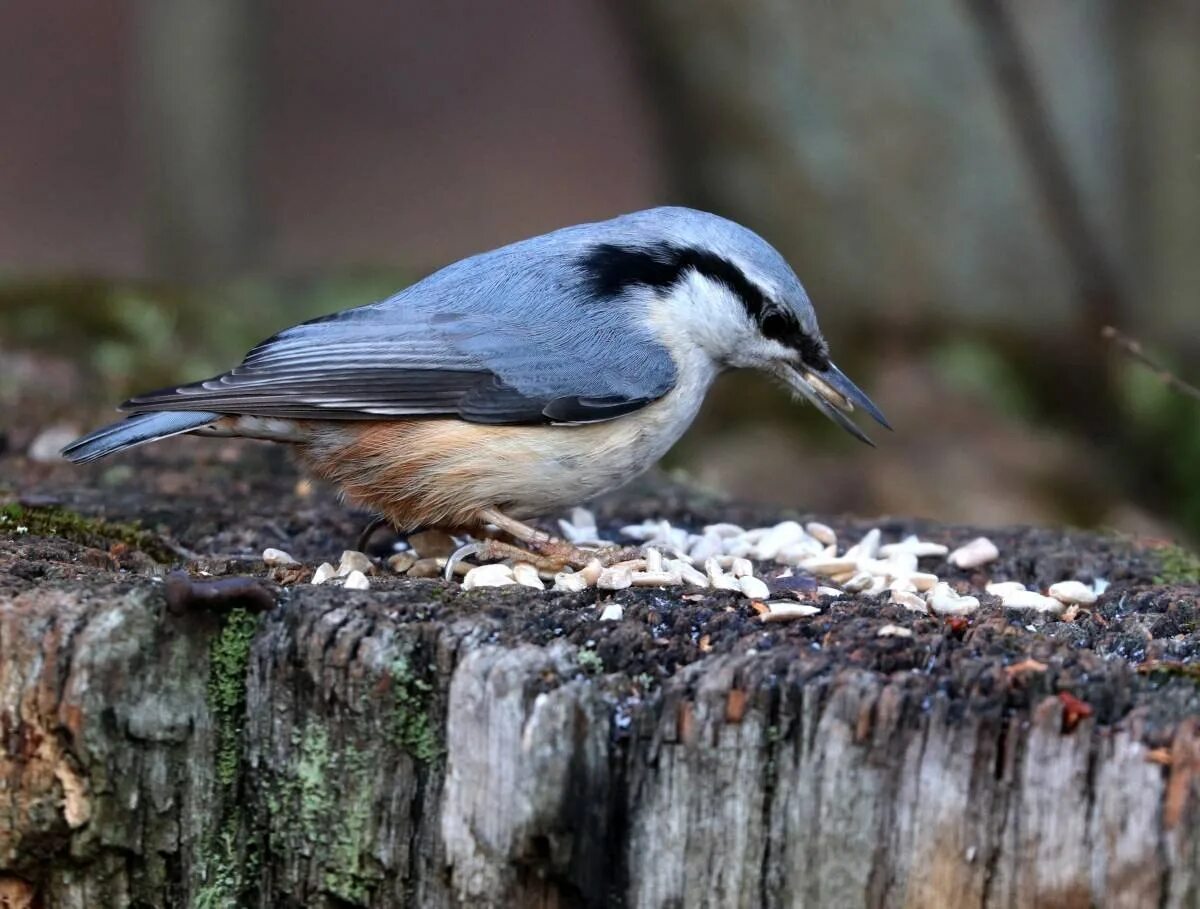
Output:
[[443, 537, 645, 580]]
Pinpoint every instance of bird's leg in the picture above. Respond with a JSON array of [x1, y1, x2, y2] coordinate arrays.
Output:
[[478, 507, 642, 565], [444, 507, 642, 579]]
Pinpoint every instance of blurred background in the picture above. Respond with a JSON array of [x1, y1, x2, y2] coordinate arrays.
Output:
[[1, 0, 1197, 540]]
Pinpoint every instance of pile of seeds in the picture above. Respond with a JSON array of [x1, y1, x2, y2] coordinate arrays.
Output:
[[266, 508, 1108, 625]]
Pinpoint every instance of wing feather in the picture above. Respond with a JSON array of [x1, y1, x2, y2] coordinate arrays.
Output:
[[122, 235, 679, 424]]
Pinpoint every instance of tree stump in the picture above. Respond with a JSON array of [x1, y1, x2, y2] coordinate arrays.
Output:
[[2, 444, 1199, 907]]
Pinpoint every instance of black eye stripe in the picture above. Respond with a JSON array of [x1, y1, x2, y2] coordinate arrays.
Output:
[[579, 242, 829, 368]]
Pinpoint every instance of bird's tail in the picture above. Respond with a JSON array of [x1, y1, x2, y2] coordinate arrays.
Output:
[[61, 411, 221, 463]]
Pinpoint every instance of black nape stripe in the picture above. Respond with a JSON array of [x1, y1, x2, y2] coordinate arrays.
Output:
[[579, 242, 828, 368]]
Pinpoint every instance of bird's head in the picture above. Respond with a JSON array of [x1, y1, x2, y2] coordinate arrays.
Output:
[[579, 207, 891, 444]]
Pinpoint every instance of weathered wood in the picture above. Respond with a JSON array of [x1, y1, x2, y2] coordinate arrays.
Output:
[[2, 456, 1200, 907]]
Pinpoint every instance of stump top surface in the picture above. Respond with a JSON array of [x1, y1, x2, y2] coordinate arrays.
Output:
[[3, 437, 1199, 740]]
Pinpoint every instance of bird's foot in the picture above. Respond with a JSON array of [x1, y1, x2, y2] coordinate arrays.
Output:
[[444, 538, 643, 580], [443, 506, 643, 580]]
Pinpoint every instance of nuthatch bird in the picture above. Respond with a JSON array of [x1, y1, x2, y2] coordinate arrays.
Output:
[[64, 207, 889, 569]]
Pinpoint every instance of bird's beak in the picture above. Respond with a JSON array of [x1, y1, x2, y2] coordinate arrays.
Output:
[[782, 361, 892, 446]]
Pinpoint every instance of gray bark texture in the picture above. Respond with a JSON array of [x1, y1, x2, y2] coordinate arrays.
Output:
[[2, 451, 1200, 907]]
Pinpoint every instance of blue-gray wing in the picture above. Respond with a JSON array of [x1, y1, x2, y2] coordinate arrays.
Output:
[[122, 235, 679, 425]]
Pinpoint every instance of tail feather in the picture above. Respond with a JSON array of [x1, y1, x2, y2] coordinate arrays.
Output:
[[61, 411, 221, 463]]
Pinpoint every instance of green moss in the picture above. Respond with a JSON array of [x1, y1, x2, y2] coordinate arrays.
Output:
[[273, 723, 377, 905], [324, 750, 375, 904], [195, 607, 262, 907], [387, 656, 440, 764], [576, 647, 604, 676], [208, 608, 260, 787], [1155, 545, 1200, 585], [194, 824, 244, 909], [0, 502, 177, 562]]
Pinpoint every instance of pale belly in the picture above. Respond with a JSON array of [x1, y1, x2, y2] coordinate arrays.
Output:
[[466, 387, 707, 516], [291, 369, 715, 529]]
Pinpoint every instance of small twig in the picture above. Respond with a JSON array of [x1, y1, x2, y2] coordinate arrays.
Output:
[[1102, 326, 1200, 404]]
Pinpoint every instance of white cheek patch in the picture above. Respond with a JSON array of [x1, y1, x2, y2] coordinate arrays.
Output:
[[646, 271, 760, 360]]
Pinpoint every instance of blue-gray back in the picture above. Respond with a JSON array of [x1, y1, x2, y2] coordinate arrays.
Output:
[[123, 207, 797, 424]]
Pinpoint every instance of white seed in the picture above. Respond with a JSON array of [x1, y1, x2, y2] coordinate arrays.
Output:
[[578, 559, 604, 586], [844, 528, 882, 561], [800, 554, 858, 576], [856, 557, 894, 576], [727, 539, 759, 559], [703, 523, 745, 539], [910, 572, 939, 592], [817, 586, 845, 598], [986, 581, 1027, 597], [730, 557, 754, 578], [775, 540, 825, 564], [619, 520, 668, 542], [558, 517, 602, 545], [688, 533, 725, 562], [948, 537, 1000, 569], [462, 563, 517, 590], [926, 583, 980, 616], [559, 508, 603, 543], [597, 566, 633, 590], [670, 528, 694, 551], [337, 549, 374, 577], [599, 603, 624, 621], [262, 547, 299, 568], [644, 547, 664, 573], [631, 570, 683, 587], [512, 562, 546, 590], [886, 551, 920, 575], [678, 563, 710, 587], [866, 575, 889, 595], [1001, 590, 1064, 613], [805, 522, 837, 546], [704, 557, 739, 591], [842, 571, 875, 593], [889, 577, 918, 594], [879, 536, 950, 559], [610, 558, 648, 572], [739, 576, 771, 599], [311, 563, 337, 586], [891, 590, 929, 614], [342, 570, 370, 591], [754, 521, 806, 560], [387, 552, 416, 574], [1093, 578, 1111, 595], [662, 546, 695, 566], [553, 571, 589, 592], [877, 624, 913, 638], [761, 602, 821, 621], [1048, 580, 1097, 605]]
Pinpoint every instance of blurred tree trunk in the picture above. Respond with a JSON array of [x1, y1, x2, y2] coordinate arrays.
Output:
[[615, 0, 1126, 336], [135, 0, 261, 284], [1120, 0, 1200, 351]]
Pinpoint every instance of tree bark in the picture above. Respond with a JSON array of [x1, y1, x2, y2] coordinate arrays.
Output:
[[3, 571, 1199, 907]]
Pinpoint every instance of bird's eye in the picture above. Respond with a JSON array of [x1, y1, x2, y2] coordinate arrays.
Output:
[[759, 310, 791, 343]]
